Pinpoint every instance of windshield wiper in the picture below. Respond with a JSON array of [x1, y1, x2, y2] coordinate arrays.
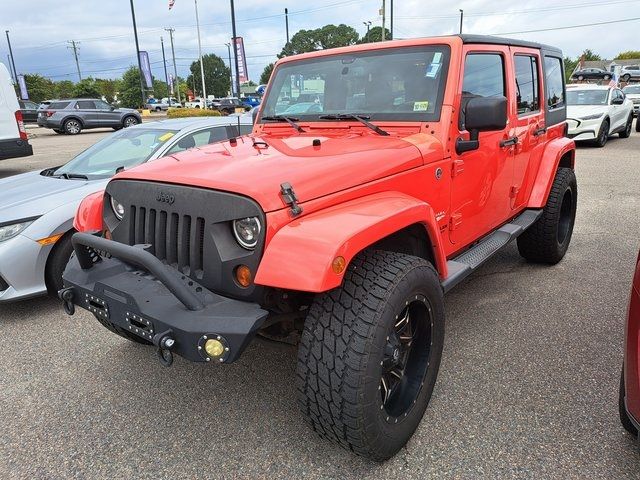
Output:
[[53, 172, 89, 180], [261, 115, 305, 132], [319, 114, 389, 136]]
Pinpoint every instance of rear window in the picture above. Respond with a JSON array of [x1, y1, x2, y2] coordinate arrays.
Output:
[[48, 101, 71, 110]]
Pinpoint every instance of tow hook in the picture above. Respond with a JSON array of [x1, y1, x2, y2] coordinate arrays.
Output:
[[58, 287, 75, 315], [153, 330, 175, 367]]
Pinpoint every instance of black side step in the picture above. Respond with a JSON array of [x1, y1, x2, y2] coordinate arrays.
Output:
[[441, 209, 542, 293]]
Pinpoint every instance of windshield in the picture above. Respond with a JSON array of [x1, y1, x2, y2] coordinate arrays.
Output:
[[260, 45, 450, 122], [54, 128, 178, 179], [623, 85, 640, 94], [567, 89, 608, 105]]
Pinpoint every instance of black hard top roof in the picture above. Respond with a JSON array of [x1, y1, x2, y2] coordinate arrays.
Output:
[[458, 34, 563, 55]]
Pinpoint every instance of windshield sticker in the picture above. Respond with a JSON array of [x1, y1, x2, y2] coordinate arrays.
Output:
[[433, 52, 442, 63], [158, 132, 175, 142], [425, 63, 441, 78], [413, 101, 430, 112]]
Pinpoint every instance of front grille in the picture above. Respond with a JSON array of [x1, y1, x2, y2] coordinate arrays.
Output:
[[128, 206, 205, 278]]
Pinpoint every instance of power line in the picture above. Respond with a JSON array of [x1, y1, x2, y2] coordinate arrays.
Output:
[[496, 16, 640, 35]]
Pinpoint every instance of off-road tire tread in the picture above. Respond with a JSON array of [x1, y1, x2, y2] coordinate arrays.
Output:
[[296, 250, 442, 460], [517, 167, 577, 264]]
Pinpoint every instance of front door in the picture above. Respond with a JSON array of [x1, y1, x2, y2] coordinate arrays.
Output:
[[449, 46, 516, 248], [510, 48, 546, 210], [94, 100, 121, 126]]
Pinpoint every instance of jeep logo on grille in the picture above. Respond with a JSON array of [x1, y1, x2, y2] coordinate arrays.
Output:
[[156, 191, 175, 205]]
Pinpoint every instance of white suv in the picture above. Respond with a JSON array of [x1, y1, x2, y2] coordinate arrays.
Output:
[[620, 65, 640, 82], [0, 63, 32, 160], [566, 84, 634, 147]]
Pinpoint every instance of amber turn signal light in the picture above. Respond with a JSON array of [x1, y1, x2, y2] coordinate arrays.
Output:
[[332, 256, 346, 274], [36, 233, 63, 246], [235, 265, 252, 287]]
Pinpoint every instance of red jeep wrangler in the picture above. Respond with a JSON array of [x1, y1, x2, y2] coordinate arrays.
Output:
[[61, 35, 576, 461]]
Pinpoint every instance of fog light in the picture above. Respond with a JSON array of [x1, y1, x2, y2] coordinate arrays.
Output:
[[235, 265, 252, 287], [204, 339, 225, 358]]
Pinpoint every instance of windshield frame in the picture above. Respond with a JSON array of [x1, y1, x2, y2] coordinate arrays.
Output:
[[53, 127, 179, 180], [259, 45, 451, 124]]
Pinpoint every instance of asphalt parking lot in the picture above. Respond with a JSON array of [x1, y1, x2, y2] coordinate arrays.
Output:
[[1, 125, 639, 479]]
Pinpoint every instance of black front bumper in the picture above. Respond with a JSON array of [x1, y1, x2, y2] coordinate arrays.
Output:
[[61, 233, 268, 364]]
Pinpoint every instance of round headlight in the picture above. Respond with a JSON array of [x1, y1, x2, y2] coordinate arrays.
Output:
[[110, 196, 125, 220], [232, 217, 261, 249]]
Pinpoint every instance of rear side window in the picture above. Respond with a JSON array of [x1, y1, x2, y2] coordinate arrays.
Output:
[[544, 56, 565, 109], [514, 55, 539, 115], [49, 101, 71, 110], [76, 100, 96, 109]]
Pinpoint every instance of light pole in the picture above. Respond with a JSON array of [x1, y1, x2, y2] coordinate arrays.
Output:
[[390, 0, 394, 39], [285, 8, 290, 45], [165, 28, 181, 104], [129, 0, 147, 107], [194, 0, 207, 103], [5, 31, 18, 84], [380, 0, 386, 41], [161, 37, 171, 105], [225, 43, 234, 96], [363, 21, 371, 38], [230, 0, 241, 99], [459, 9, 464, 34]]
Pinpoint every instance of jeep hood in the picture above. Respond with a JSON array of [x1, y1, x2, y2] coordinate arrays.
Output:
[[115, 132, 443, 212]]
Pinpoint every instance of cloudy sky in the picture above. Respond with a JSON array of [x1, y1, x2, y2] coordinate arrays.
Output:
[[1, 0, 638, 85]]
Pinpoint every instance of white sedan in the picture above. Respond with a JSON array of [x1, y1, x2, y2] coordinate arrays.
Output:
[[566, 85, 634, 147]]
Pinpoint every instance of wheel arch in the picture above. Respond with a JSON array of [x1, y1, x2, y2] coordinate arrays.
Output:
[[44, 227, 75, 292], [254, 192, 448, 293], [528, 137, 576, 208], [62, 115, 85, 128]]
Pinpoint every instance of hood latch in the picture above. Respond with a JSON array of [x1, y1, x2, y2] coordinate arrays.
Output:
[[280, 182, 303, 217]]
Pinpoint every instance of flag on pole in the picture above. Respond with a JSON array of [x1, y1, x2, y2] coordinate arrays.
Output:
[[169, 0, 175, 10]]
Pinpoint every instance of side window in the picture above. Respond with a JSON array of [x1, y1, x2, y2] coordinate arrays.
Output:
[[95, 100, 112, 110], [514, 55, 540, 115], [544, 56, 565, 109], [166, 128, 228, 155], [76, 100, 96, 109], [460, 53, 505, 129]]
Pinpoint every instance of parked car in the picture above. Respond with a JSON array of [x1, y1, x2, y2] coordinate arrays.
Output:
[[280, 101, 323, 115], [161, 97, 182, 107], [184, 98, 205, 109], [566, 85, 634, 146], [241, 96, 261, 109], [18, 100, 40, 123], [0, 63, 32, 160], [62, 35, 577, 461], [145, 98, 170, 111], [37, 98, 142, 135], [217, 97, 250, 114], [38, 100, 53, 110], [619, 249, 640, 437], [0, 116, 253, 303], [620, 65, 640, 83], [571, 68, 612, 81], [622, 84, 640, 116]]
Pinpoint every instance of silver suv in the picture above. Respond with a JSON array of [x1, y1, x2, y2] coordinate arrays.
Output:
[[37, 99, 141, 135], [620, 65, 640, 82]]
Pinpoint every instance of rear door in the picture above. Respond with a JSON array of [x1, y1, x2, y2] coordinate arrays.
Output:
[[74, 100, 96, 127], [449, 46, 515, 248], [509, 47, 545, 210]]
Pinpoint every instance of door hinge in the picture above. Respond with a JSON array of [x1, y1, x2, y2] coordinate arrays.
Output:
[[451, 159, 465, 178], [449, 213, 462, 231], [280, 182, 303, 217]]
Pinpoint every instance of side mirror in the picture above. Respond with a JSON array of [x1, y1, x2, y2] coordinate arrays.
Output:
[[456, 96, 508, 154], [252, 107, 259, 124], [612, 97, 624, 105], [110, 105, 115, 111]]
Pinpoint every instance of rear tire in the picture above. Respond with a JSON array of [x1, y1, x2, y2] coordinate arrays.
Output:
[[63, 118, 82, 135], [620, 114, 633, 138], [620, 366, 638, 436], [517, 167, 577, 264], [297, 250, 445, 461], [594, 119, 609, 147]]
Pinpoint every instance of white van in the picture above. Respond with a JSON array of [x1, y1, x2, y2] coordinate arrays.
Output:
[[0, 63, 32, 160]]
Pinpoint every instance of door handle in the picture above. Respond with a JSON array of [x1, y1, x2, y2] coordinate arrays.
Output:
[[499, 136, 518, 148], [533, 127, 547, 136]]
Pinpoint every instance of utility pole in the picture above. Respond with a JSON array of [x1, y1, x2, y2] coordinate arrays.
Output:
[[67, 40, 82, 81], [225, 42, 234, 96], [285, 8, 290, 45], [230, 0, 241, 99], [194, 0, 207, 103], [165, 28, 181, 104], [381, 0, 386, 41], [5, 31, 18, 84], [6, 54, 15, 82], [390, 0, 394, 39], [459, 9, 464, 34], [161, 36, 171, 106], [129, 0, 147, 107]]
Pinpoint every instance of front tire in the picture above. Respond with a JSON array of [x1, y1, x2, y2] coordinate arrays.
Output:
[[63, 118, 82, 135], [620, 114, 633, 138], [622, 74, 631, 82], [517, 167, 577, 264], [297, 250, 445, 461], [594, 119, 609, 147], [45, 233, 74, 295], [619, 367, 638, 436], [123, 115, 139, 128]]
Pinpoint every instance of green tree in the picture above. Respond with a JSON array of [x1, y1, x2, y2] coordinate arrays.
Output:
[[54, 80, 75, 99], [95, 78, 120, 103], [152, 79, 169, 99], [260, 63, 274, 84], [118, 66, 145, 108], [20, 74, 55, 102], [614, 51, 640, 60], [72, 77, 101, 98], [580, 49, 601, 61], [186, 54, 230, 98], [359, 26, 391, 43], [279, 24, 359, 57], [564, 56, 578, 82]]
